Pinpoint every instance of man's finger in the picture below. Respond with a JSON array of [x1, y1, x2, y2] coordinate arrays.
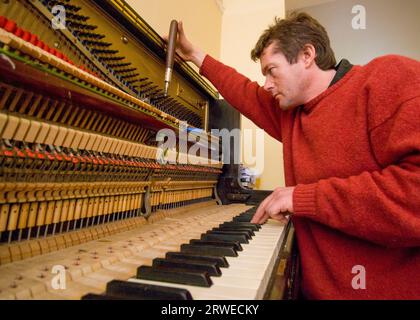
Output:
[[251, 199, 268, 223], [251, 195, 271, 224], [258, 211, 270, 224], [252, 208, 269, 224]]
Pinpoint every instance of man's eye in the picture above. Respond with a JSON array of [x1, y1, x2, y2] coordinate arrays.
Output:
[[268, 67, 275, 75]]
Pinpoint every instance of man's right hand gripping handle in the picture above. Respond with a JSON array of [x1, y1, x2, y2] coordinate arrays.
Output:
[[164, 20, 206, 68]]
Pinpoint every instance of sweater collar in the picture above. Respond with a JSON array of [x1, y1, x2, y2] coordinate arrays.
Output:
[[302, 59, 355, 112], [329, 59, 354, 87]]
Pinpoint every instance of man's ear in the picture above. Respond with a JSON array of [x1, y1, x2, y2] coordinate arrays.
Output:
[[300, 44, 316, 68]]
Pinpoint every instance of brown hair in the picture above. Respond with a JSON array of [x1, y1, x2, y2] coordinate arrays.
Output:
[[251, 12, 336, 70]]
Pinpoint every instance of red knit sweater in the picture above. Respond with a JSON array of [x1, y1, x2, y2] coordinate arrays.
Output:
[[200, 54, 420, 299]]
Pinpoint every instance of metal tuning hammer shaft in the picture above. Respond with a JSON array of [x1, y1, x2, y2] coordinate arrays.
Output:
[[164, 20, 178, 97]]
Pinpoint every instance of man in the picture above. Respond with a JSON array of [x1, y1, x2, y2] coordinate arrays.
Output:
[[168, 12, 420, 299]]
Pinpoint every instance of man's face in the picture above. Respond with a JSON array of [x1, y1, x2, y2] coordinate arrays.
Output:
[[260, 42, 307, 110]]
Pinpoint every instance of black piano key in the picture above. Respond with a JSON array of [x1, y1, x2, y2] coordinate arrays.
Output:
[[153, 258, 221, 277], [180, 243, 238, 257], [231, 213, 252, 220], [240, 221, 262, 229], [233, 214, 254, 222], [221, 221, 261, 229], [137, 265, 212, 287], [189, 239, 242, 252], [201, 232, 249, 244], [237, 211, 255, 216], [105, 280, 193, 300], [211, 227, 254, 238], [244, 207, 257, 214], [165, 252, 229, 268], [215, 226, 255, 236], [220, 221, 261, 231]]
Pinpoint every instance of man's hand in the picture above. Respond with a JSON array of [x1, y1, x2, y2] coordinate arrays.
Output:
[[163, 21, 206, 68], [251, 187, 295, 224]]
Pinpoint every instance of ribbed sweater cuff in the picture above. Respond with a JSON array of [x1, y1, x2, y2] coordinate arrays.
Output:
[[199, 54, 216, 77], [293, 183, 317, 217]]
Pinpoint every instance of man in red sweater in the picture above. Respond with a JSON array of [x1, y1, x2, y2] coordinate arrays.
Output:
[[168, 12, 420, 299]]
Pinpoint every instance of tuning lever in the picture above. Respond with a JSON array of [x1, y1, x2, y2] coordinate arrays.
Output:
[[164, 20, 178, 96]]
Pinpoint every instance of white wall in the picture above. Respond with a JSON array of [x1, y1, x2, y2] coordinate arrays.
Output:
[[220, 0, 286, 190], [286, 0, 420, 64], [126, 0, 223, 61]]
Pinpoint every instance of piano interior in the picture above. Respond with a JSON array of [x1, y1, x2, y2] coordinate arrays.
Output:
[[0, 0, 296, 300]]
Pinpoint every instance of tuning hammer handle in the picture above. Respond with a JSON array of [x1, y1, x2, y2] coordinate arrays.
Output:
[[164, 20, 178, 96], [165, 20, 178, 73]]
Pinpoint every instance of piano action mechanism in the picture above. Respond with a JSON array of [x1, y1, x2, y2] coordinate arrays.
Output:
[[0, 0, 296, 300]]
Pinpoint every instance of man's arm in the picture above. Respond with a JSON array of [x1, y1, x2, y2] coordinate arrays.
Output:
[[170, 21, 283, 142]]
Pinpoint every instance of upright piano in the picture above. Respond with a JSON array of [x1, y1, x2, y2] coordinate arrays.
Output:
[[0, 0, 297, 300]]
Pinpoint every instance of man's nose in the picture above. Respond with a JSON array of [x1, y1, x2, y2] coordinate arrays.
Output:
[[263, 77, 274, 92]]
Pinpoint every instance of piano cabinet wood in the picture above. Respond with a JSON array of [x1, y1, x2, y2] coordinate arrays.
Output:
[[266, 223, 300, 300]]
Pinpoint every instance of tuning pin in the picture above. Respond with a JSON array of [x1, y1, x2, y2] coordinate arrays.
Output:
[[67, 5, 82, 13], [149, 89, 161, 96], [83, 40, 111, 48], [120, 73, 139, 80], [47, 1, 81, 13], [67, 21, 81, 30], [97, 41, 112, 48], [46, 0, 57, 8], [151, 92, 166, 101], [69, 22, 97, 31], [129, 78, 143, 83], [85, 24, 98, 31], [90, 48, 119, 55], [67, 13, 89, 22], [115, 68, 137, 73], [72, 30, 85, 38], [68, 21, 95, 31], [140, 81, 153, 88], [99, 56, 125, 62], [142, 86, 159, 96], [73, 30, 105, 40], [108, 62, 132, 68]]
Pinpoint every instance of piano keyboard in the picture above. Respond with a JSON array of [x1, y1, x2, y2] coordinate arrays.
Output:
[[127, 221, 284, 300], [0, 201, 286, 300], [0, 202, 258, 299], [83, 207, 286, 300]]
